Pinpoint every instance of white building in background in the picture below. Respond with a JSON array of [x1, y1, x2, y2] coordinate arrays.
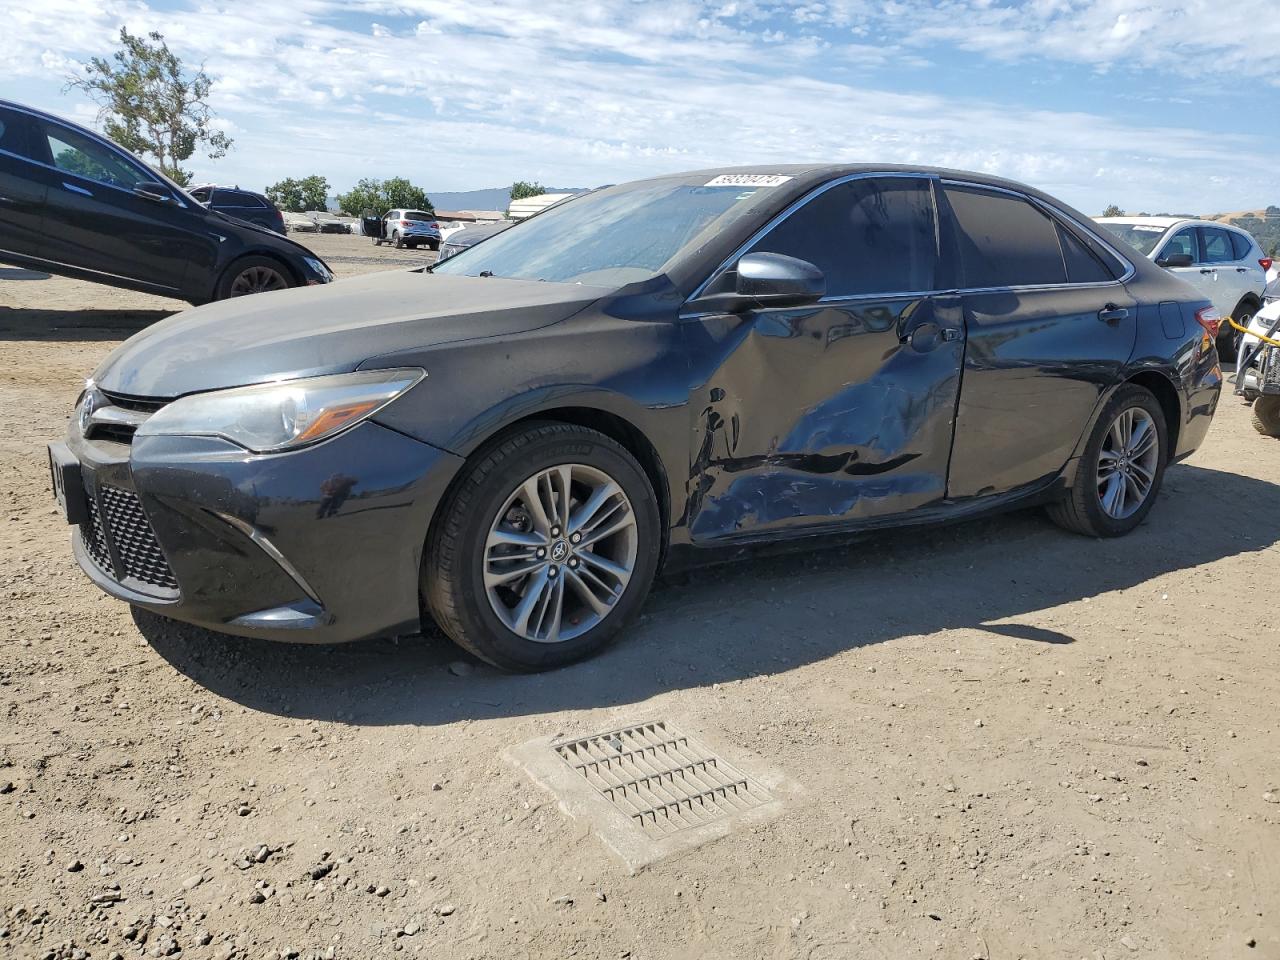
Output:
[[507, 193, 577, 220]]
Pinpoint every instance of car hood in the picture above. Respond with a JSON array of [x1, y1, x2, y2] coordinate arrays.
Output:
[[93, 270, 605, 398]]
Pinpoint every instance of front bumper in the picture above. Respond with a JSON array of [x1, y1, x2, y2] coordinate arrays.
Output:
[[54, 420, 464, 643]]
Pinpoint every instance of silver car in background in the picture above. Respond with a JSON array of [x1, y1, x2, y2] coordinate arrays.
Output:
[[374, 209, 441, 250]]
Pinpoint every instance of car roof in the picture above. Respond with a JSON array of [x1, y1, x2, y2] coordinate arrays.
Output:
[[1097, 216, 1250, 237]]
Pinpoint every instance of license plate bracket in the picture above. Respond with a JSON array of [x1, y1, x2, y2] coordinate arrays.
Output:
[[48, 441, 88, 526]]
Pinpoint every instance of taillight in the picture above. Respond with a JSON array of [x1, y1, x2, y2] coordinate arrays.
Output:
[[429, 222, 439, 229], [399, 220, 409, 227], [1262, 258, 1274, 272], [1196, 306, 1222, 337]]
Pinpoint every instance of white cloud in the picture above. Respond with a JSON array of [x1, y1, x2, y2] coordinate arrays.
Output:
[[0, 0, 1272, 213]]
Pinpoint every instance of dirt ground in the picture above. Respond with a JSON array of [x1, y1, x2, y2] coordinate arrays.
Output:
[[1, 234, 1278, 960]]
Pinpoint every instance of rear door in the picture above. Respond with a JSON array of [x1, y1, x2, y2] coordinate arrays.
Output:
[[685, 174, 966, 540], [942, 182, 1137, 499], [34, 118, 205, 294], [1226, 230, 1267, 306], [213, 189, 271, 230], [0, 106, 48, 262], [1200, 226, 1254, 316]]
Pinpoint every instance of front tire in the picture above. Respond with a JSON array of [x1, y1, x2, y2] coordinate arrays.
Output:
[[1252, 396, 1280, 437], [1047, 385, 1167, 537], [424, 423, 661, 671], [214, 256, 294, 300]]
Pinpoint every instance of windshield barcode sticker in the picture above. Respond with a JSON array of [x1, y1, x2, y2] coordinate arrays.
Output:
[[704, 174, 793, 187]]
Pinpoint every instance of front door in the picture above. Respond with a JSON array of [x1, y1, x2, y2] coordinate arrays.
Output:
[[33, 118, 203, 295], [684, 175, 965, 542], [940, 182, 1138, 498]]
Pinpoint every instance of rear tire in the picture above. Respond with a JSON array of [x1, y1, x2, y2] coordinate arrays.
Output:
[[1252, 396, 1280, 437], [424, 423, 661, 671], [1047, 384, 1167, 537], [392, 231, 404, 249]]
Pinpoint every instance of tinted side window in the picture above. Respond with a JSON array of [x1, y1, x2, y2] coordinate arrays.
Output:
[[747, 177, 938, 297], [1163, 229, 1196, 261], [230, 191, 266, 208], [1201, 227, 1235, 264], [1057, 224, 1113, 283], [189, 187, 212, 203], [42, 124, 144, 189], [1228, 230, 1253, 260], [0, 108, 36, 160], [944, 185, 1066, 287]]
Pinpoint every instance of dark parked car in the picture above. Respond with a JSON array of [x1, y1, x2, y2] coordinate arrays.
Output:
[[48, 165, 1221, 671], [0, 100, 331, 301], [436, 219, 513, 261], [188, 184, 287, 235]]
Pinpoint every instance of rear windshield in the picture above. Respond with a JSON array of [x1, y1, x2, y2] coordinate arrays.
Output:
[[1097, 221, 1170, 257], [404, 211, 434, 221]]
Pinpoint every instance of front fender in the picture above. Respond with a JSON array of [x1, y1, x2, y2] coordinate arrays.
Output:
[[365, 314, 692, 520]]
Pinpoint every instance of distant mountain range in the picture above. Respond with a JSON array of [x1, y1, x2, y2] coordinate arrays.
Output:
[[326, 187, 589, 215]]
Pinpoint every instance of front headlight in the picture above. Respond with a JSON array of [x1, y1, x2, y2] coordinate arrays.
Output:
[[302, 256, 333, 282], [136, 369, 425, 453]]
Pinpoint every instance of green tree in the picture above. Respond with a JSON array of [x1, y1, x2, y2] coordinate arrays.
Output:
[[67, 28, 232, 185], [265, 175, 331, 213], [1101, 203, 1123, 218], [510, 180, 546, 201], [335, 177, 432, 216]]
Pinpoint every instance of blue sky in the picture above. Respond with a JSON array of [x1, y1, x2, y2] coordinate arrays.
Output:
[[2, 0, 1275, 214]]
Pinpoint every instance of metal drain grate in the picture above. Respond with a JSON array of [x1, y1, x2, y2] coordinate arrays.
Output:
[[553, 720, 773, 839]]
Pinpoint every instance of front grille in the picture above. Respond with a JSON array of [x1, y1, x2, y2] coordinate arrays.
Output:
[[90, 423, 138, 445], [79, 485, 179, 593], [81, 497, 112, 573], [85, 391, 167, 446], [100, 390, 168, 413]]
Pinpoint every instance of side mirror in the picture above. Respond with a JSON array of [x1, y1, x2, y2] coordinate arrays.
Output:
[[1156, 253, 1193, 268], [688, 252, 826, 313], [133, 181, 173, 203]]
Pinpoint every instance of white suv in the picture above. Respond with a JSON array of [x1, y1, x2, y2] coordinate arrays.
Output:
[[1097, 217, 1269, 359]]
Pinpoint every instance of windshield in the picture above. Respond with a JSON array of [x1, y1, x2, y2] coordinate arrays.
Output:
[[432, 177, 784, 286], [1098, 221, 1171, 257]]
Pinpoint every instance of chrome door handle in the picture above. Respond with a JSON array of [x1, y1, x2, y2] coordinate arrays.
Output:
[[62, 182, 92, 197], [1098, 305, 1128, 324]]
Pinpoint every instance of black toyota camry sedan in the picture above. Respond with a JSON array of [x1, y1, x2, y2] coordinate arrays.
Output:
[[0, 99, 331, 302], [48, 165, 1222, 670]]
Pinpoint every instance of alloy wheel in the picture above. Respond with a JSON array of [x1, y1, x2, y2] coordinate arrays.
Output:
[[483, 463, 638, 643], [1097, 407, 1159, 519], [229, 265, 289, 296]]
